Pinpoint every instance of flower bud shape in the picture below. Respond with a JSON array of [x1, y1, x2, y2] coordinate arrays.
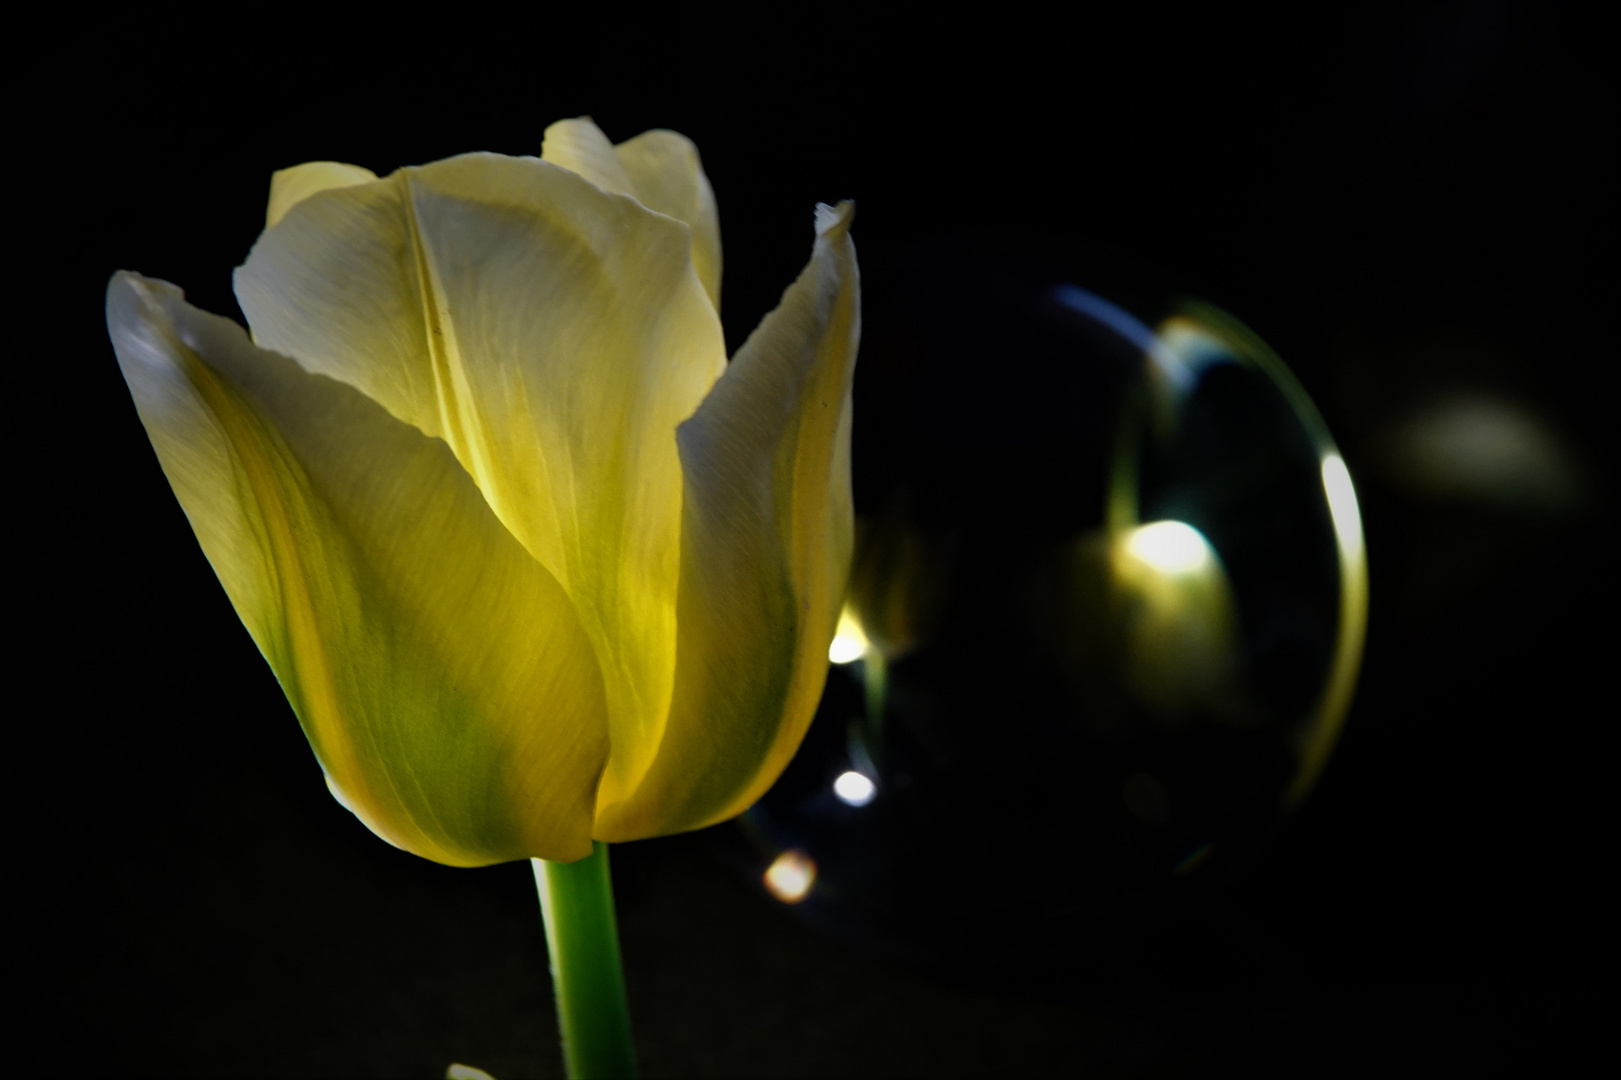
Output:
[[107, 119, 859, 865]]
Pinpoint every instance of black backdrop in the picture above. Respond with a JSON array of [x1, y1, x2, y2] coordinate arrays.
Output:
[[15, 6, 1612, 1076]]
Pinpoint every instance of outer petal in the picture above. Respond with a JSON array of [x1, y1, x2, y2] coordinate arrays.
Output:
[[107, 272, 609, 865], [233, 153, 726, 821], [265, 161, 377, 228], [543, 120, 722, 311], [595, 202, 859, 840]]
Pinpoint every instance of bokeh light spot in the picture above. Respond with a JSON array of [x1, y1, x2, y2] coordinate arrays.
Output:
[[764, 850, 817, 903], [833, 771, 877, 806], [1386, 397, 1580, 509]]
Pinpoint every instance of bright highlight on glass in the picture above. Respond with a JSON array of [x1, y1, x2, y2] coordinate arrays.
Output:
[[1287, 450, 1371, 806], [828, 606, 870, 664], [1321, 454, 1364, 562], [833, 770, 877, 806], [1124, 520, 1214, 575], [763, 850, 817, 903]]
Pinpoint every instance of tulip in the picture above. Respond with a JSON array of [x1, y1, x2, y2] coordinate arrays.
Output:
[[107, 118, 859, 868]]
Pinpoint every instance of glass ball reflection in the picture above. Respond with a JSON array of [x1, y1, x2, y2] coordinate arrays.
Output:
[[742, 235, 1367, 968]]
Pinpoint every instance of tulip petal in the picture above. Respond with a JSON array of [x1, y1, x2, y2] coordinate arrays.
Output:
[[108, 272, 609, 865], [596, 202, 859, 840], [265, 161, 378, 228], [233, 153, 726, 821], [543, 120, 722, 311], [540, 118, 637, 198], [614, 131, 722, 311]]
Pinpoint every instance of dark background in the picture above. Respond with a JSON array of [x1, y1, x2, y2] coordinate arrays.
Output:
[[15, 5, 1612, 1076]]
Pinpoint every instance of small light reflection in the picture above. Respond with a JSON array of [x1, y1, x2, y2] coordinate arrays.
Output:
[[833, 770, 877, 806], [1124, 520, 1213, 575], [446, 1066, 497, 1080], [828, 606, 870, 664], [764, 849, 817, 903], [1174, 842, 1213, 876]]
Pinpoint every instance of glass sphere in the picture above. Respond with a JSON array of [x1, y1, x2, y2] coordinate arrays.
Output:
[[742, 234, 1367, 969]]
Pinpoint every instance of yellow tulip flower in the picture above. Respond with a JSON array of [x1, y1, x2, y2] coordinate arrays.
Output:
[[106, 118, 859, 867]]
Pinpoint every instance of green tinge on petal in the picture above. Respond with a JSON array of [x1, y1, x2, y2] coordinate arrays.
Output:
[[595, 202, 860, 840], [107, 272, 609, 865], [265, 161, 378, 228], [233, 153, 726, 827]]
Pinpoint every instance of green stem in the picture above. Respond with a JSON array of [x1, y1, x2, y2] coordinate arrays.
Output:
[[533, 843, 637, 1080]]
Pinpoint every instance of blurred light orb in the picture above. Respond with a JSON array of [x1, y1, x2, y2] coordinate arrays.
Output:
[[763, 849, 816, 903], [1384, 397, 1581, 510], [833, 770, 877, 806], [745, 235, 1368, 968]]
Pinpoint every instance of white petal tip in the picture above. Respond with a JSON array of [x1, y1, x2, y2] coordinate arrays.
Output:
[[106, 272, 184, 374], [815, 201, 855, 238], [107, 269, 162, 306]]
